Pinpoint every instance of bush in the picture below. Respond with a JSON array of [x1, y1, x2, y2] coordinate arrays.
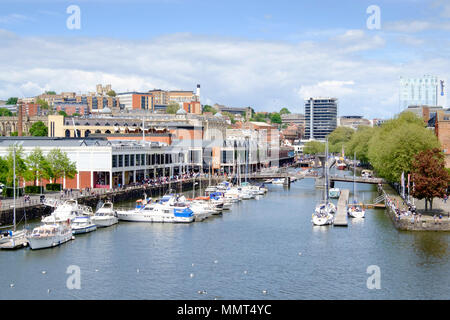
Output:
[[25, 186, 43, 194], [46, 183, 62, 191], [2, 187, 24, 198]]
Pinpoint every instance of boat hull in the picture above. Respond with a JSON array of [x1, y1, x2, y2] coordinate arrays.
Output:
[[91, 216, 118, 227], [72, 224, 97, 235], [27, 234, 72, 250]]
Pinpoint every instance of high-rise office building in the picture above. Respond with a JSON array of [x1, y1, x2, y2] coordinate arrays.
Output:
[[304, 97, 337, 141], [399, 75, 447, 109]]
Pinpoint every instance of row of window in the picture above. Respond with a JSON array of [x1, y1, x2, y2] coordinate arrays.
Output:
[[112, 153, 187, 168]]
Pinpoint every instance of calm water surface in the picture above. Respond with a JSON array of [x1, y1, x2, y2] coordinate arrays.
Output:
[[0, 176, 449, 299]]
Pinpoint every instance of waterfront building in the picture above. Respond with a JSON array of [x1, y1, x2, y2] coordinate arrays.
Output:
[[399, 75, 447, 109], [0, 137, 200, 189], [304, 97, 338, 140]]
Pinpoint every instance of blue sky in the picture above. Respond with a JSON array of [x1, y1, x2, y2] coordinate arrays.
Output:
[[0, 0, 449, 118]]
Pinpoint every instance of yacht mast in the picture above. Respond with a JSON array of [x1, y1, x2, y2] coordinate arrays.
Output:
[[13, 145, 16, 232], [353, 151, 356, 203]]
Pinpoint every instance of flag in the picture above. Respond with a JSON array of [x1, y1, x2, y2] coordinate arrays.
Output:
[[401, 171, 405, 199]]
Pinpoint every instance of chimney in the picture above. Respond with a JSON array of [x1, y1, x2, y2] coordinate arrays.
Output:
[[17, 103, 23, 136], [196, 84, 201, 100]]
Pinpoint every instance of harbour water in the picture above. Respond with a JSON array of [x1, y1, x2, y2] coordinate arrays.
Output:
[[0, 176, 449, 300]]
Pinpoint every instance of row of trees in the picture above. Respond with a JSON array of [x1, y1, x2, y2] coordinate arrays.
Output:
[[0, 147, 77, 191]]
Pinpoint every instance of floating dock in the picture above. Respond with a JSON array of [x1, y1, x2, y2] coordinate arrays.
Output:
[[0, 237, 28, 250], [334, 189, 349, 227]]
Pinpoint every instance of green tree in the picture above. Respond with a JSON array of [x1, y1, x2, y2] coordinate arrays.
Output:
[[45, 91, 56, 95], [202, 105, 217, 114], [43, 149, 77, 186], [303, 140, 325, 155], [0, 108, 13, 116], [368, 112, 440, 182], [58, 110, 68, 117], [345, 126, 374, 164], [10, 131, 18, 136], [6, 97, 18, 105], [411, 148, 449, 211], [36, 98, 50, 110], [25, 148, 49, 187], [4, 145, 28, 188], [279, 107, 291, 115], [270, 112, 282, 125], [166, 103, 180, 114], [222, 111, 236, 124], [72, 113, 81, 117], [106, 90, 116, 97], [327, 127, 354, 153], [29, 121, 48, 136]]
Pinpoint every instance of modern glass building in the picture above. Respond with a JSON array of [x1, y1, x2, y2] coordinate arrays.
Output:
[[304, 97, 337, 141], [399, 75, 447, 109]]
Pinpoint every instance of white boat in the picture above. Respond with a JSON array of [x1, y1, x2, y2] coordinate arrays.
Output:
[[42, 199, 93, 224], [186, 200, 215, 221], [348, 204, 365, 218], [0, 229, 27, 245], [272, 178, 285, 185], [264, 179, 273, 184], [117, 198, 194, 223], [27, 222, 73, 250], [348, 152, 365, 218], [329, 188, 341, 199], [71, 216, 97, 234], [91, 201, 118, 227]]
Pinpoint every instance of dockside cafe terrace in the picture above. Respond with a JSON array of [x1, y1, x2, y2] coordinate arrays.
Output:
[[0, 137, 190, 189]]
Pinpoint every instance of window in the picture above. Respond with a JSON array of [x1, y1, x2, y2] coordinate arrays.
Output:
[[112, 155, 117, 168], [141, 154, 145, 166], [125, 155, 130, 167], [118, 155, 123, 167], [130, 154, 135, 166]]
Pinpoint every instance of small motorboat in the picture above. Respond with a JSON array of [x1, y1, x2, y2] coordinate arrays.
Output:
[[71, 216, 97, 234]]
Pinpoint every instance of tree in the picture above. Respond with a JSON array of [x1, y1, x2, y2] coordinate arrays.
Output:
[[45, 91, 56, 95], [303, 140, 325, 155], [368, 112, 440, 182], [106, 90, 116, 97], [327, 127, 354, 153], [279, 107, 291, 115], [58, 110, 68, 117], [202, 105, 217, 114], [411, 148, 449, 211], [4, 145, 27, 188], [250, 113, 268, 123], [345, 126, 374, 164], [43, 149, 77, 186], [222, 111, 236, 124], [0, 108, 13, 116], [6, 97, 18, 105], [166, 103, 180, 114], [72, 113, 81, 117], [270, 112, 282, 125], [25, 148, 49, 187], [29, 121, 48, 136]]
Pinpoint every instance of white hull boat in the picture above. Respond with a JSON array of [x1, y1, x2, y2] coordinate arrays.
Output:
[[91, 201, 118, 227], [71, 216, 97, 235], [117, 203, 194, 223], [27, 223, 73, 250]]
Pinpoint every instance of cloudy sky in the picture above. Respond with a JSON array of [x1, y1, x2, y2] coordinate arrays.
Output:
[[0, 0, 449, 118]]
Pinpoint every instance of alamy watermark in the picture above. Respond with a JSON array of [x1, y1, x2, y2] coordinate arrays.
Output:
[[66, 265, 81, 290], [366, 265, 381, 290], [366, 5, 381, 30]]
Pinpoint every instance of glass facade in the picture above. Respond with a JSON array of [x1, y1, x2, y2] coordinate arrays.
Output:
[[400, 75, 446, 109], [304, 98, 337, 140]]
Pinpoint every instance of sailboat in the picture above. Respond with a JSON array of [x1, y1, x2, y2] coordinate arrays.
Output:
[[347, 152, 365, 218], [312, 139, 334, 226], [0, 145, 28, 249]]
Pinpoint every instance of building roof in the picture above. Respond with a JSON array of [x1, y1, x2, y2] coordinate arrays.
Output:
[[0, 137, 112, 148]]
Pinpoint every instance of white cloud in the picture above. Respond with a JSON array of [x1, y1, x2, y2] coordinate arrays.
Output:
[[385, 20, 450, 32], [0, 29, 447, 118]]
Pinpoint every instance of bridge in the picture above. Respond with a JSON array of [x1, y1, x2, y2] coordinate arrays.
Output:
[[328, 175, 383, 185]]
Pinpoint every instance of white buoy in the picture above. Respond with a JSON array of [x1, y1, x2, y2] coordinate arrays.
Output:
[[95, 269, 99, 272], [243, 270, 248, 274], [262, 290, 267, 295], [214, 260, 218, 264], [192, 263, 195, 267], [298, 252, 302, 256], [190, 273, 194, 278], [42, 271, 47, 274], [47, 289, 51, 294], [9, 283, 14, 288], [137, 269, 140, 273]]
